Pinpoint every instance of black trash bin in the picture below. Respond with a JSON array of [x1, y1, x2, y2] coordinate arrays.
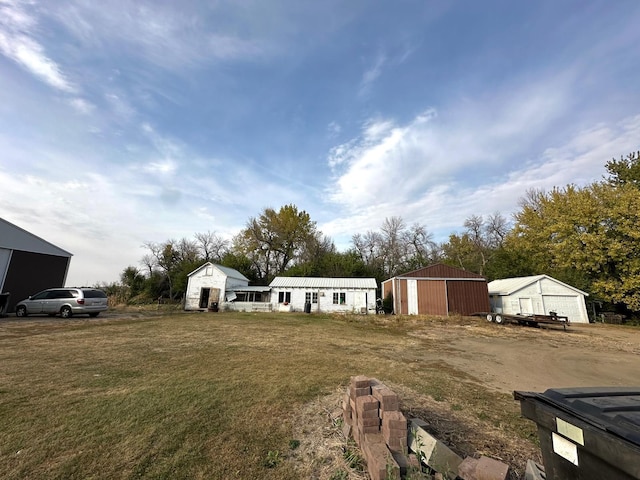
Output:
[[0, 292, 10, 317], [515, 387, 640, 480], [209, 302, 219, 312], [304, 301, 311, 314]]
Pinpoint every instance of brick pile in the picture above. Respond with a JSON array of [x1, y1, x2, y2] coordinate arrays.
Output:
[[341, 375, 510, 480], [343, 376, 419, 480]]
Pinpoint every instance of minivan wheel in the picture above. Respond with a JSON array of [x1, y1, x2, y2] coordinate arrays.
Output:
[[16, 306, 27, 317], [60, 306, 72, 318]]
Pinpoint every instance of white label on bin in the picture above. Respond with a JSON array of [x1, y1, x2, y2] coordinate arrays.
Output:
[[556, 418, 584, 445], [552, 432, 579, 466]]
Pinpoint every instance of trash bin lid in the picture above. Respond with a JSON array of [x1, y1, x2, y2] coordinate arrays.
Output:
[[528, 387, 640, 445]]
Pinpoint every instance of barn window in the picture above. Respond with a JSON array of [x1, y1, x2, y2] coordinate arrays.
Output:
[[278, 292, 291, 303], [305, 292, 318, 304], [205, 266, 213, 276], [332, 292, 345, 305]]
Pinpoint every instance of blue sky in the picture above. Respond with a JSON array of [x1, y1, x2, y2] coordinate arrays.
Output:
[[1, 0, 639, 287]]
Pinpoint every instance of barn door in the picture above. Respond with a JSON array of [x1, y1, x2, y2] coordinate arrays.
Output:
[[407, 279, 418, 315]]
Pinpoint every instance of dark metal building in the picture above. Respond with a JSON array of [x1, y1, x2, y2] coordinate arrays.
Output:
[[0, 218, 72, 313], [381, 263, 490, 316]]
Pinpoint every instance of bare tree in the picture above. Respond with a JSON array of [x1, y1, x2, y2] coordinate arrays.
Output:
[[195, 231, 229, 262]]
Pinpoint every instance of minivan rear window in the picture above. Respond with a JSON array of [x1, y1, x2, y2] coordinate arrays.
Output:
[[83, 290, 107, 298]]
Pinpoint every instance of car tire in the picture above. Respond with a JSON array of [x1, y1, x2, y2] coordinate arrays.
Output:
[[495, 314, 504, 324], [486, 313, 494, 322], [60, 306, 72, 318], [16, 306, 27, 317]]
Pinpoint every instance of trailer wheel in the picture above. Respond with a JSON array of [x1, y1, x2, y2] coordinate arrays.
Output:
[[494, 314, 504, 324], [486, 314, 494, 322]]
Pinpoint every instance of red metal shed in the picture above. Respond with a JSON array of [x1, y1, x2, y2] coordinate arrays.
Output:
[[381, 263, 489, 316]]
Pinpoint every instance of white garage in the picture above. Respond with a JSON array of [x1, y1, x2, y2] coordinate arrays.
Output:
[[488, 275, 590, 323]]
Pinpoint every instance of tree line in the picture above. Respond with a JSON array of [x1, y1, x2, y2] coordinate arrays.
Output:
[[106, 152, 640, 315]]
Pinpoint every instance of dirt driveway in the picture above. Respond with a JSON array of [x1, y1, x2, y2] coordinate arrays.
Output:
[[412, 320, 640, 394]]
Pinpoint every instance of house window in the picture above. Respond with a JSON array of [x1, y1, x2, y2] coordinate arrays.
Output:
[[205, 266, 213, 276], [305, 292, 318, 304], [278, 292, 291, 303], [333, 292, 346, 305]]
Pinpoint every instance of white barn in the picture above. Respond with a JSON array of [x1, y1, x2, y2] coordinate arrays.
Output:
[[488, 275, 589, 323], [269, 277, 378, 313], [184, 262, 251, 311]]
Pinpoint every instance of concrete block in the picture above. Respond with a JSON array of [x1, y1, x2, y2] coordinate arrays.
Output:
[[386, 434, 408, 453], [372, 385, 400, 411], [358, 408, 380, 419], [353, 424, 362, 446], [382, 411, 407, 431], [457, 457, 479, 479], [362, 424, 381, 434], [351, 375, 371, 388], [524, 459, 546, 480], [356, 395, 380, 411], [369, 377, 382, 387], [360, 416, 381, 427], [383, 427, 408, 443], [476, 456, 509, 480], [408, 419, 462, 479], [457, 456, 510, 480], [350, 385, 371, 399], [366, 443, 400, 480], [342, 409, 352, 425], [342, 393, 351, 412]]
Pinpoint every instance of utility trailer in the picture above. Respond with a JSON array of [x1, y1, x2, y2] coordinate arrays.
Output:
[[484, 311, 570, 330]]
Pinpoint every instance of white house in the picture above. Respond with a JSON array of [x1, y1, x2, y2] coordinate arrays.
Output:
[[268, 277, 378, 313], [488, 275, 589, 323], [184, 262, 251, 311]]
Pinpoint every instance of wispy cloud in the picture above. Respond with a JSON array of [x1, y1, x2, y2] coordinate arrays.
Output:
[[359, 52, 387, 97], [0, 0, 75, 92], [50, 2, 267, 70]]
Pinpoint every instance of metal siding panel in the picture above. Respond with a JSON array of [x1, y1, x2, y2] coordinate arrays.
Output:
[[2, 250, 69, 312], [417, 280, 447, 315], [401, 263, 485, 279], [446, 280, 490, 315], [399, 279, 408, 315]]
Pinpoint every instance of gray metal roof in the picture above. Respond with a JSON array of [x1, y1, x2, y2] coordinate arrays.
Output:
[[269, 277, 377, 289], [0, 217, 72, 257], [187, 262, 249, 282], [228, 285, 271, 292], [488, 275, 588, 296]]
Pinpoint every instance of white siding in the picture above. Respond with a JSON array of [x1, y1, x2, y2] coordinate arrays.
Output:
[[489, 277, 589, 323], [270, 287, 376, 313], [185, 264, 249, 311]]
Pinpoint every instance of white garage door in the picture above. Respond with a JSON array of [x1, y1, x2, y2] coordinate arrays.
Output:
[[542, 295, 586, 323]]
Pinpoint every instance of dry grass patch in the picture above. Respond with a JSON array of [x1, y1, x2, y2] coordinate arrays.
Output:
[[1, 311, 541, 479]]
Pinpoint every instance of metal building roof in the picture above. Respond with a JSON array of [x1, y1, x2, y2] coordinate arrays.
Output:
[[187, 262, 249, 282], [488, 275, 588, 296], [269, 277, 377, 289], [0, 217, 72, 257]]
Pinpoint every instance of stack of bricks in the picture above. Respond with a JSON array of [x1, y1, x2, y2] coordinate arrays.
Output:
[[343, 375, 417, 480]]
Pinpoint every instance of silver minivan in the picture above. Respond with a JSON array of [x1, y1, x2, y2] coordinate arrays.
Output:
[[15, 288, 108, 318]]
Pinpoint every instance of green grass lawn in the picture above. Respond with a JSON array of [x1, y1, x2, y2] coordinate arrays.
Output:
[[0, 311, 534, 479]]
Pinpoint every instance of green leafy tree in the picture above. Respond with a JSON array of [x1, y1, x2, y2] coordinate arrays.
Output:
[[120, 266, 145, 298], [509, 183, 640, 311], [605, 151, 640, 188], [232, 204, 318, 283]]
